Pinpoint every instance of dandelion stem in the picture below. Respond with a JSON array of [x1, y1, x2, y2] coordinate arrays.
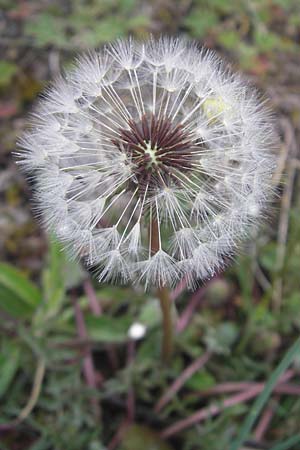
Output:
[[150, 218, 174, 363], [157, 285, 174, 363]]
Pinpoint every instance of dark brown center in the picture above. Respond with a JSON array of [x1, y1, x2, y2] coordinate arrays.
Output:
[[113, 114, 194, 194]]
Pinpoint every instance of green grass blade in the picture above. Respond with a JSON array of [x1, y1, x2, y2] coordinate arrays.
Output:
[[270, 434, 300, 450], [0, 263, 42, 307], [0, 263, 42, 317], [230, 337, 300, 450]]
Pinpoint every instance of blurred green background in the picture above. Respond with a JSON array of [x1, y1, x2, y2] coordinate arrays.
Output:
[[0, 1, 300, 449]]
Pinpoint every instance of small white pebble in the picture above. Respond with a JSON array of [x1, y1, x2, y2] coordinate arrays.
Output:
[[128, 322, 147, 340]]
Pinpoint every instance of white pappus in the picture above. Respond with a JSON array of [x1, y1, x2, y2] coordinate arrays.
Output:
[[17, 36, 277, 289]]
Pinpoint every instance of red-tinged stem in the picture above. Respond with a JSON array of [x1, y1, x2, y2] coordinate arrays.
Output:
[[161, 370, 295, 438], [107, 419, 129, 450], [176, 284, 206, 333], [161, 386, 261, 438], [84, 278, 102, 315], [126, 339, 136, 422], [84, 278, 119, 370], [254, 399, 277, 441], [72, 295, 101, 420], [170, 277, 188, 301], [191, 369, 295, 397], [155, 351, 211, 412]]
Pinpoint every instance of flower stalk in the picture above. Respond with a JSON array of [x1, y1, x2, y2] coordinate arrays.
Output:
[[151, 217, 173, 362], [157, 285, 174, 363]]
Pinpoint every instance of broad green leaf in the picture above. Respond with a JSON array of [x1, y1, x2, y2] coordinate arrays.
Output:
[[0, 342, 20, 398], [85, 315, 131, 343], [0, 286, 33, 318], [0, 263, 42, 317]]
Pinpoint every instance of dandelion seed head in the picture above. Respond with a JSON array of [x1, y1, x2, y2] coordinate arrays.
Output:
[[18, 36, 277, 288]]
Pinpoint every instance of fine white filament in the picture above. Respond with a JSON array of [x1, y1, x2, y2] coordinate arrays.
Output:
[[18, 37, 277, 288]]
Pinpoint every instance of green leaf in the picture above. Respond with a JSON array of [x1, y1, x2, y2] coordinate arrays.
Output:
[[0, 61, 18, 87], [235, 255, 253, 302], [0, 286, 33, 318], [37, 239, 84, 323], [72, 18, 125, 47], [259, 242, 277, 272], [136, 331, 160, 362], [121, 424, 174, 450], [42, 240, 65, 313], [139, 299, 161, 328], [93, 285, 142, 305], [203, 0, 234, 13], [205, 322, 238, 355], [217, 30, 240, 50], [230, 337, 300, 450], [127, 15, 150, 30], [238, 43, 258, 70], [85, 315, 131, 343], [119, 0, 137, 14], [251, 303, 275, 328], [0, 263, 42, 317], [0, 342, 20, 398], [183, 10, 218, 38], [270, 434, 300, 450], [186, 370, 216, 391], [24, 13, 67, 47]]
